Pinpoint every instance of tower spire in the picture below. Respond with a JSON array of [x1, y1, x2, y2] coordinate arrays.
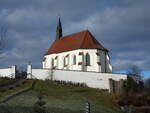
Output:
[[56, 18, 63, 40]]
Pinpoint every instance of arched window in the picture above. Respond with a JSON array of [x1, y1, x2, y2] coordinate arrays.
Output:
[[64, 57, 66, 66], [73, 55, 76, 65], [51, 58, 54, 67], [55, 56, 58, 67], [85, 53, 90, 66]]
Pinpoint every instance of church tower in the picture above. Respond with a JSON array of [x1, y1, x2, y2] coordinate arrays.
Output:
[[56, 18, 63, 40]]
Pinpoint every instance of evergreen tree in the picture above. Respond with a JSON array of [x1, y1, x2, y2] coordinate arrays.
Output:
[[33, 94, 47, 113], [123, 76, 137, 93]]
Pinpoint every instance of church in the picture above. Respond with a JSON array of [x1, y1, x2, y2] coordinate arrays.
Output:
[[0, 19, 128, 92], [42, 19, 112, 73]]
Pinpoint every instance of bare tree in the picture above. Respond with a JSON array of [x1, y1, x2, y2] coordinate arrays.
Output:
[[128, 65, 141, 77], [47, 69, 54, 81]]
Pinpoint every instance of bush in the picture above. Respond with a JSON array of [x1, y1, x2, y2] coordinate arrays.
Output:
[[33, 94, 47, 113], [123, 76, 143, 93], [52, 80, 87, 87]]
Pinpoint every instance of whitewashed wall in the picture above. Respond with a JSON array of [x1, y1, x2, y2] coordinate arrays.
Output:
[[27, 68, 51, 79], [43, 49, 112, 73], [0, 66, 16, 78], [27, 64, 127, 91]]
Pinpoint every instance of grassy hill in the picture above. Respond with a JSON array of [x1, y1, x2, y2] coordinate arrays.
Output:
[[0, 79, 121, 113], [0, 79, 33, 100]]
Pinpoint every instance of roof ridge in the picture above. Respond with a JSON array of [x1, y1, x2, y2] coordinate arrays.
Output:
[[79, 30, 88, 48], [60, 30, 87, 39], [87, 31, 109, 51]]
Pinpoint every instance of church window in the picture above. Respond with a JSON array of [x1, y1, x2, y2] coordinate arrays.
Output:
[[73, 55, 76, 65], [85, 53, 90, 66], [64, 57, 66, 66], [56, 57, 58, 67], [51, 58, 54, 67]]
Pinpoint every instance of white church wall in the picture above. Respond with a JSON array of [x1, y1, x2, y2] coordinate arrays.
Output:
[[106, 54, 112, 73], [0, 66, 16, 78], [27, 64, 127, 90], [98, 50, 112, 73], [43, 49, 104, 72], [99, 50, 106, 72]]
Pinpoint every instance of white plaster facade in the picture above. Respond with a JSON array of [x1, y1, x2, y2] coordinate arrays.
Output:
[[43, 49, 112, 73]]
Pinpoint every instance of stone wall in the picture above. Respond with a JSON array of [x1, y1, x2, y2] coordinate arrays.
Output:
[[0, 66, 16, 78], [27, 64, 127, 92]]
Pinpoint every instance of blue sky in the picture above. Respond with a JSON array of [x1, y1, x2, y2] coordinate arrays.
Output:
[[0, 0, 149, 78]]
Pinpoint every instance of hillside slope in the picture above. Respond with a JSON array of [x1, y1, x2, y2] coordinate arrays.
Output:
[[0, 80, 121, 113]]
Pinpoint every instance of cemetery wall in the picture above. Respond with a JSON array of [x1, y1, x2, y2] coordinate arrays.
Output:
[[0, 66, 16, 78], [27, 64, 127, 91]]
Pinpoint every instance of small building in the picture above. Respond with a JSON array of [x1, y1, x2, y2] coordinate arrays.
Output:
[[43, 19, 112, 73]]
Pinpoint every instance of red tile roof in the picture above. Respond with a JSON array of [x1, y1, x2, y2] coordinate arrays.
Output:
[[45, 30, 108, 55]]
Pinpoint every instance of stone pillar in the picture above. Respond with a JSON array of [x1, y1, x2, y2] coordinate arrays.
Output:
[[27, 63, 32, 79], [11, 65, 16, 78]]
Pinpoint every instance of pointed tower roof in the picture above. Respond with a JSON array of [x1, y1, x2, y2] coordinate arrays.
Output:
[[56, 18, 63, 40], [45, 30, 108, 55], [58, 18, 62, 28]]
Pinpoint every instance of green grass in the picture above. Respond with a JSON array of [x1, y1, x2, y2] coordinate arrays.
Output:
[[0, 78, 12, 85], [0, 80, 121, 113], [0, 79, 33, 99]]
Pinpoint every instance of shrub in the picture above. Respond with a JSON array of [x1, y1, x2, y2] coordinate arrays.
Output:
[[33, 94, 47, 113], [123, 76, 139, 93], [51, 80, 87, 87]]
